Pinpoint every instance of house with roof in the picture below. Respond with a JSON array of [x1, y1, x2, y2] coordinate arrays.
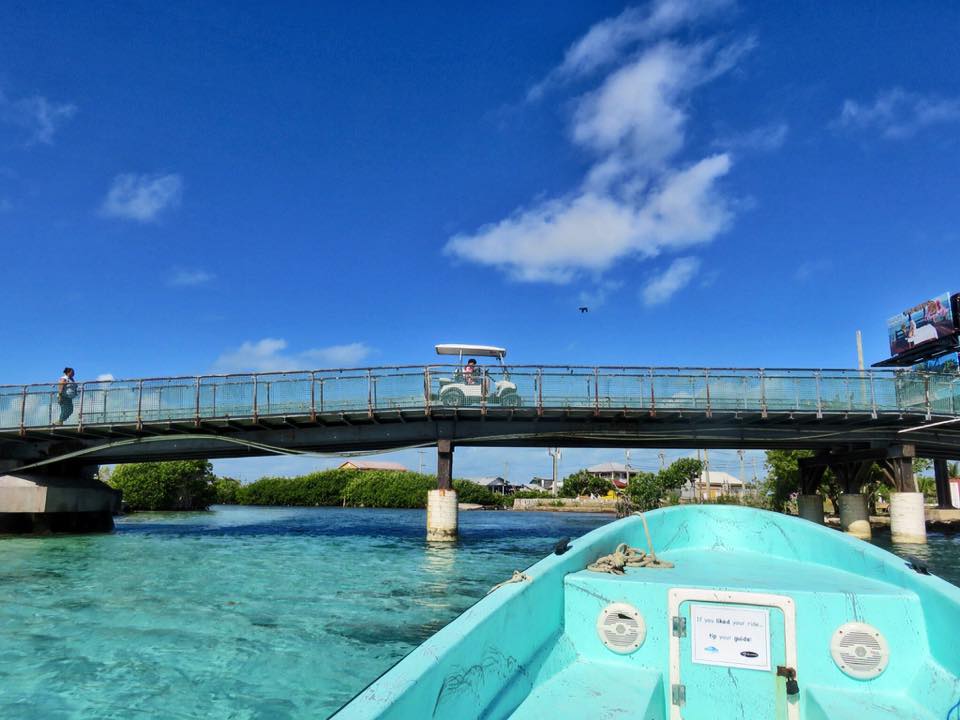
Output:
[[680, 470, 745, 501], [464, 476, 514, 494], [585, 462, 644, 489], [338, 460, 408, 472]]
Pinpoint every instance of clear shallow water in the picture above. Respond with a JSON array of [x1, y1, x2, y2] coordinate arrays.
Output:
[[1, 507, 958, 720], [0, 507, 611, 719]]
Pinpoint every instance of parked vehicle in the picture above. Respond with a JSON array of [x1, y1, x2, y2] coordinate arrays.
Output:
[[433, 344, 521, 408]]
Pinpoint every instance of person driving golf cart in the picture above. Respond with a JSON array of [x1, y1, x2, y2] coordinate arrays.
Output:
[[434, 344, 521, 408]]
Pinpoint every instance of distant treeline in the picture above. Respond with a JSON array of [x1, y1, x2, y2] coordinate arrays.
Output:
[[105, 462, 541, 511]]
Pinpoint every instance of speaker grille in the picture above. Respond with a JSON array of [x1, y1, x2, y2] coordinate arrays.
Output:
[[830, 622, 889, 679], [596, 603, 645, 654]]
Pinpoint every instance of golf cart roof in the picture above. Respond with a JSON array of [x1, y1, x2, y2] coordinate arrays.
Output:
[[435, 344, 507, 358]]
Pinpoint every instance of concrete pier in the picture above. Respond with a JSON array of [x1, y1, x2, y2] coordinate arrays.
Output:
[[889, 492, 927, 544], [0, 470, 121, 534], [797, 494, 825, 524], [427, 439, 458, 541], [839, 493, 871, 540]]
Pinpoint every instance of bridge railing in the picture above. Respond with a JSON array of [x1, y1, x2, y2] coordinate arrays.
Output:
[[0, 365, 957, 431]]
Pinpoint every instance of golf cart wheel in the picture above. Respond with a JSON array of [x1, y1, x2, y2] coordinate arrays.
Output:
[[500, 392, 521, 408], [442, 388, 466, 408]]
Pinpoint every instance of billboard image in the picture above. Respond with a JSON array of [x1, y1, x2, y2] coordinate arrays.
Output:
[[913, 352, 960, 375], [887, 291, 956, 357]]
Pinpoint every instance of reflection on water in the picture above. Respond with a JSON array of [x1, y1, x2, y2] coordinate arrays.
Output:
[[0, 506, 957, 720]]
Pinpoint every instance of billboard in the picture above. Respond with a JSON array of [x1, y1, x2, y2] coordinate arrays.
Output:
[[887, 291, 956, 357], [913, 352, 960, 375]]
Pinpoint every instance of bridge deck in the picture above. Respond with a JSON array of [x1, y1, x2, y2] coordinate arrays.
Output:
[[0, 366, 957, 466]]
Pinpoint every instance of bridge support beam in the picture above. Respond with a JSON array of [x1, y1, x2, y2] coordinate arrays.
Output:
[[797, 494, 824, 524], [934, 459, 953, 509], [0, 467, 121, 534], [838, 494, 871, 540], [427, 440, 457, 542]]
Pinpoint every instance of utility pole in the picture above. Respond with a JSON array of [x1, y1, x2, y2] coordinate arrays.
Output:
[[658, 451, 666, 471], [738, 449, 746, 498], [418, 449, 425, 475], [752, 457, 759, 483], [549, 448, 562, 496], [696, 449, 703, 503], [856, 330, 865, 371], [704, 448, 712, 499]]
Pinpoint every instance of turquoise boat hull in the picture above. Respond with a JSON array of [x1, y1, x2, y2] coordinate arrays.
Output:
[[333, 505, 960, 719]]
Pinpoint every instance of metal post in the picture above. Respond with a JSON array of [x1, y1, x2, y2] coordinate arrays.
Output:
[[594, 367, 599, 415], [319, 378, 325, 414], [537, 368, 543, 415], [310, 372, 317, 421], [649, 368, 656, 416], [77, 384, 85, 430], [704, 369, 712, 417], [815, 371, 822, 419], [194, 377, 201, 424], [423, 367, 431, 415], [759, 369, 767, 418], [924, 375, 931, 420], [137, 379, 143, 429], [252, 375, 259, 421], [480, 367, 487, 415], [367, 370, 373, 417], [18, 386, 26, 433], [869, 372, 877, 419]]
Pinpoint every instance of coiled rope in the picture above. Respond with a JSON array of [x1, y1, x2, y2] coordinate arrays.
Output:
[[587, 512, 673, 574]]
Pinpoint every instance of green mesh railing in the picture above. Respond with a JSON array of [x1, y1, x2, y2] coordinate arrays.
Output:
[[0, 366, 957, 431]]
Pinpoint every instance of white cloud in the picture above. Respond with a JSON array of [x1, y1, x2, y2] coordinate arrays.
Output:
[[641, 256, 701, 305], [0, 90, 77, 145], [213, 339, 373, 373], [100, 173, 182, 222], [838, 88, 960, 139], [447, 10, 746, 286], [446, 154, 731, 283], [715, 122, 788, 152], [169, 268, 214, 286], [528, 0, 734, 100], [96, 373, 116, 382]]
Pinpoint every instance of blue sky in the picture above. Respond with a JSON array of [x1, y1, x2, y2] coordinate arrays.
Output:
[[2, 1, 958, 482]]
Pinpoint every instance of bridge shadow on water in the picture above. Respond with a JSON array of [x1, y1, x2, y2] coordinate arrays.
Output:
[[115, 505, 614, 547]]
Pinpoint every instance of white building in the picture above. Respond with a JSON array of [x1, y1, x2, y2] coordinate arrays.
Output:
[[585, 462, 644, 489], [680, 471, 746, 501]]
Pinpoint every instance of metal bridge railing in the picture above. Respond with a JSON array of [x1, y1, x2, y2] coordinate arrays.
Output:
[[0, 365, 957, 432]]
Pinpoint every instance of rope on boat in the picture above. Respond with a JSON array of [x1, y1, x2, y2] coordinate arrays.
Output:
[[587, 543, 673, 574], [487, 570, 531, 594], [588, 511, 672, 574]]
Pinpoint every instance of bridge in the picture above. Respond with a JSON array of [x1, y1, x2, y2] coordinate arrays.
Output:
[[1, 364, 958, 536]]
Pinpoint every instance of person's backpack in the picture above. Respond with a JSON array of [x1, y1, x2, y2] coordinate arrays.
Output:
[[63, 381, 78, 399]]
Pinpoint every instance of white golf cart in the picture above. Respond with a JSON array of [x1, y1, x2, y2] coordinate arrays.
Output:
[[434, 344, 521, 408]]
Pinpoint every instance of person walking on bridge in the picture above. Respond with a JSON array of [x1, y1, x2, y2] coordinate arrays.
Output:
[[55, 367, 77, 425]]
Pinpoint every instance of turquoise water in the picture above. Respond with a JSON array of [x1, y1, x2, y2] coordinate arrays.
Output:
[[0, 507, 611, 719], [1, 506, 958, 719]]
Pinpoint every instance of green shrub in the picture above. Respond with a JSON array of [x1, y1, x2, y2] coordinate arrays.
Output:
[[109, 460, 218, 511], [213, 477, 242, 504], [451, 479, 502, 506], [237, 469, 355, 506], [559, 470, 614, 497], [342, 471, 436, 508]]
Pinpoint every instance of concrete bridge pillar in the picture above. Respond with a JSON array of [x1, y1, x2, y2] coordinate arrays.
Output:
[[838, 494, 871, 540], [797, 494, 824, 524], [427, 439, 457, 542], [885, 455, 926, 544], [934, 459, 953, 509], [0, 467, 121, 533]]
